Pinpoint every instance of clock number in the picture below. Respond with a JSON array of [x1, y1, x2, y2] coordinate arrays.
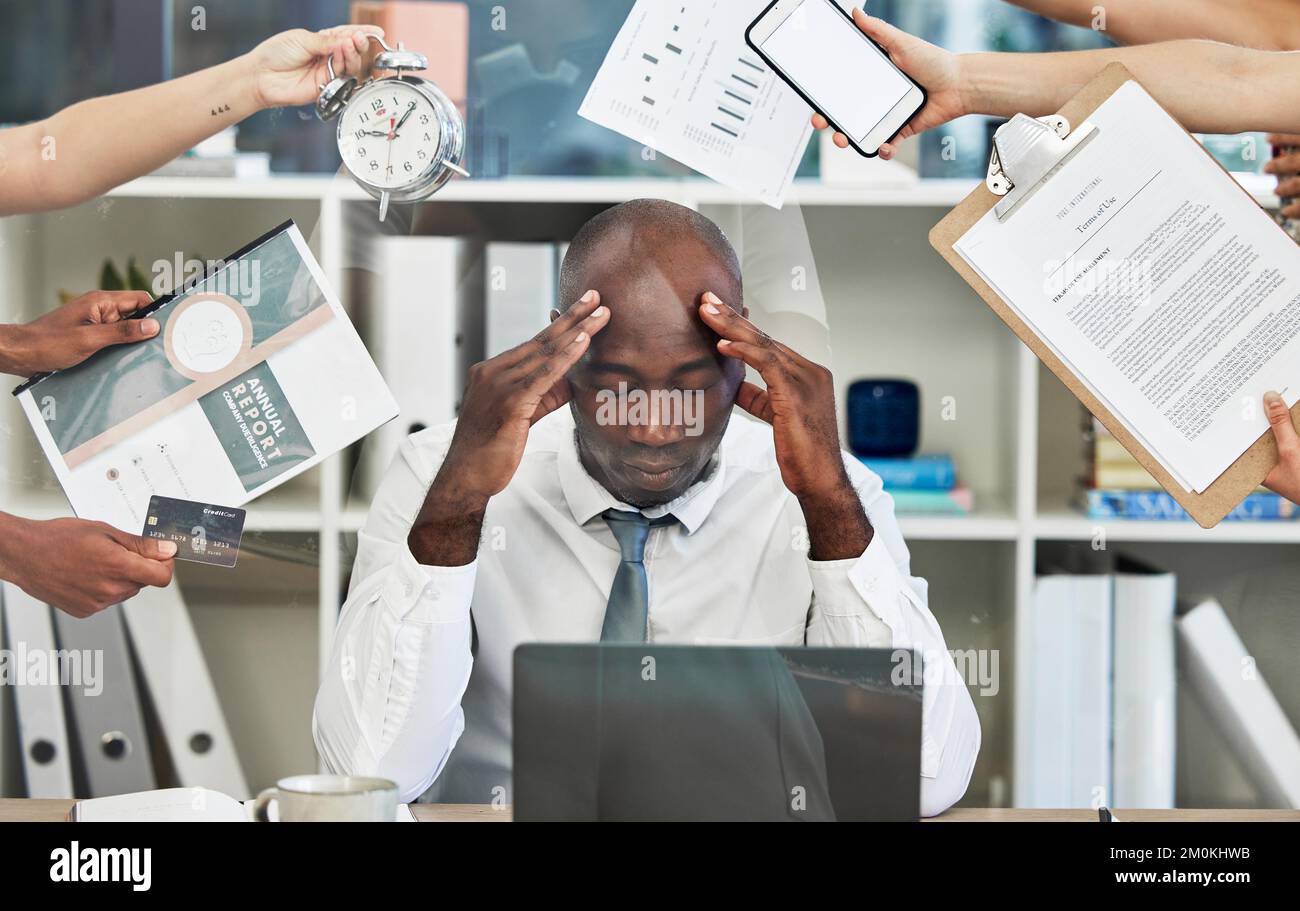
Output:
[[423, 132, 432, 142], [370, 160, 379, 170], [354, 129, 365, 140], [404, 161, 414, 172], [420, 114, 430, 125], [358, 146, 367, 157], [359, 112, 370, 123], [417, 150, 427, 160], [371, 98, 384, 112]]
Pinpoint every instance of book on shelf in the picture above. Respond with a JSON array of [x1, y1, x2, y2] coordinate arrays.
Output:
[[1082, 411, 1281, 519], [1081, 488, 1300, 521], [857, 453, 956, 490], [887, 487, 972, 516]]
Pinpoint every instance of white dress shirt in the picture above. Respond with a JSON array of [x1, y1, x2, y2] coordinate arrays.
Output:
[[313, 408, 980, 816]]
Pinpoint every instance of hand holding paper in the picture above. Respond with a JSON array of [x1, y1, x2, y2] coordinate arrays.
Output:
[[1263, 392, 1300, 505], [0, 291, 159, 377]]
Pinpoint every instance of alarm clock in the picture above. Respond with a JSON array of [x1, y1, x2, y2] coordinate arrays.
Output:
[[316, 36, 468, 222]]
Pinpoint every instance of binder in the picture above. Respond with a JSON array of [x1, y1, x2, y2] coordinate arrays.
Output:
[[930, 63, 1300, 528], [1179, 598, 1300, 807], [1021, 574, 1111, 808], [1111, 558, 1176, 808], [120, 583, 249, 799], [1, 584, 74, 798], [52, 606, 157, 796], [357, 236, 484, 499], [485, 242, 558, 358]]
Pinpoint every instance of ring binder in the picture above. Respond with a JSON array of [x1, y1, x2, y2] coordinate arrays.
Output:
[[985, 113, 1099, 222]]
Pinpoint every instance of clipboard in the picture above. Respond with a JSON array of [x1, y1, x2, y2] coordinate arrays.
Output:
[[930, 62, 1296, 529]]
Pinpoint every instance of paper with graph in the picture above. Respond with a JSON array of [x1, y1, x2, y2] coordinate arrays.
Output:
[[579, 0, 813, 207]]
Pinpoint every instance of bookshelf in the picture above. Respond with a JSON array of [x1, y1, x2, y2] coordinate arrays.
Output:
[[0, 172, 1291, 803]]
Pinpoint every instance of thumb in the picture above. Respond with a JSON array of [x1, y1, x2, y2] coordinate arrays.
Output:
[[852, 6, 906, 56], [75, 317, 160, 356], [112, 530, 178, 561], [1265, 391, 1298, 454]]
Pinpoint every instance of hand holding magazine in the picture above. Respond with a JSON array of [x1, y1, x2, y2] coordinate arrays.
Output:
[[14, 222, 397, 533]]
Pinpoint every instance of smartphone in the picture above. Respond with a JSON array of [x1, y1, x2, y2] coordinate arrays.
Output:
[[746, 0, 926, 158]]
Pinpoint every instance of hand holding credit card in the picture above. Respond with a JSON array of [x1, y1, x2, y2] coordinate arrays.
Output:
[[143, 495, 246, 568]]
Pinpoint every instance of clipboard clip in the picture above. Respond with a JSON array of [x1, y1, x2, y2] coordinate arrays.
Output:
[[986, 113, 1099, 222]]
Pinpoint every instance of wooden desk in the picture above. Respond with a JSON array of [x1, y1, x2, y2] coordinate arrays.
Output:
[[2, 798, 1296, 822]]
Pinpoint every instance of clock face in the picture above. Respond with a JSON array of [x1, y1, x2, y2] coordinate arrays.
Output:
[[337, 80, 442, 190]]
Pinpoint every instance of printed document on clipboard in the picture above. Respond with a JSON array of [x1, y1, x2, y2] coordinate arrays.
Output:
[[953, 80, 1300, 497]]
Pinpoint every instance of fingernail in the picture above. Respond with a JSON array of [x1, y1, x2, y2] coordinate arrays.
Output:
[[158, 540, 178, 556], [142, 319, 160, 336], [591, 306, 607, 318], [718, 339, 731, 347], [581, 290, 596, 303], [704, 303, 720, 315], [575, 331, 588, 343], [1265, 391, 1284, 407]]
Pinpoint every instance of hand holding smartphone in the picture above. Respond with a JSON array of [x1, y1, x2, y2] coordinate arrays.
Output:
[[746, 0, 926, 158]]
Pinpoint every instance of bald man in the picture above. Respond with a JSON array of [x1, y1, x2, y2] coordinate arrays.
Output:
[[313, 200, 979, 817]]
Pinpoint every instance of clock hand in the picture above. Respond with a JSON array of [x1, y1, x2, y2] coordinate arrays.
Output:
[[386, 117, 395, 179], [395, 102, 417, 131]]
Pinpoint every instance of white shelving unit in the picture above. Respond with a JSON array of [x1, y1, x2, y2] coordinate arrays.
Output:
[[0, 172, 1289, 801]]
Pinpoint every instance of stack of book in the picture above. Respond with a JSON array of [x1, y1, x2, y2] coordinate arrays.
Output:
[[858, 453, 972, 516], [1080, 415, 1300, 521]]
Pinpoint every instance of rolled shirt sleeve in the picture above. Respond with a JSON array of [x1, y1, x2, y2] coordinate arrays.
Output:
[[312, 427, 479, 803], [806, 455, 982, 817]]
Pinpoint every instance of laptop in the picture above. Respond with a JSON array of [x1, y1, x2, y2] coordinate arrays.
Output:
[[512, 645, 922, 821]]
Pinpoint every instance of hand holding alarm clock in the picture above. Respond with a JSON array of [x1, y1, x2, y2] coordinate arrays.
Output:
[[316, 35, 469, 221]]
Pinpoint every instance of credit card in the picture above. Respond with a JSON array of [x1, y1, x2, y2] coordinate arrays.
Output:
[[142, 495, 246, 567]]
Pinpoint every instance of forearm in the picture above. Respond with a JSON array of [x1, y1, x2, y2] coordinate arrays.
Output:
[[799, 476, 873, 562], [961, 40, 1300, 135], [0, 326, 29, 376], [408, 470, 490, 567], [0, 54, 262, 215], [1006, 0, 1300, 49], [0, 512, 31, 581]]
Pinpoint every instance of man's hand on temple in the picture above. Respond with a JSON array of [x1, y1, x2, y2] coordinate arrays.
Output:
[[700, 292, 872, 560], [408, 291, 610, 566]]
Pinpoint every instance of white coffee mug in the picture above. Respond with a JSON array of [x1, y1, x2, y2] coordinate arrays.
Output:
[[253, 775, 398, 822]]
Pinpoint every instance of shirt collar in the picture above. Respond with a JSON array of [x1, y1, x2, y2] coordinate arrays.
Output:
[[555, 411, 727, 535]]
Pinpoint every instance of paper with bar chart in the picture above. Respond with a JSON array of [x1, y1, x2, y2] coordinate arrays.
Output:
[[579, 0, 813, 208]]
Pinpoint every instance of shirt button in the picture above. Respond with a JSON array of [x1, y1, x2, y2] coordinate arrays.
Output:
[[423, 585, 441, 601]]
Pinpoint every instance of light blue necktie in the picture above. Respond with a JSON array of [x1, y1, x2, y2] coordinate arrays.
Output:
[[600, 509, 676, 642]]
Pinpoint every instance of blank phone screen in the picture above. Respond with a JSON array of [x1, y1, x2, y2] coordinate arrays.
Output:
[[758, 0, 913, 144]]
